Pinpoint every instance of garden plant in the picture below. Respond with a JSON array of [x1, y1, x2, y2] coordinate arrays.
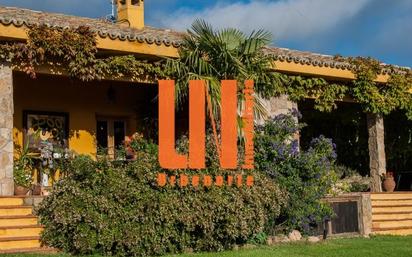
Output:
[[36, 112, 337, 256]]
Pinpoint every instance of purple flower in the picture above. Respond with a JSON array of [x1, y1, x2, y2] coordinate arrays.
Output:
[[290, 108, 302, 119], [277, 146, 285, 156], [291, 140, 299, 156]]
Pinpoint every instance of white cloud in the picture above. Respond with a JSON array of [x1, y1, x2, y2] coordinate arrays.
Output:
[[162, 0, 371, 42]]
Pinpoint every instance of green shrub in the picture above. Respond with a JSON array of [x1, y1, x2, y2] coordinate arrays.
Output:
[[247, 232, 268, 245], [332, 165, 371, 193], [36, 138, 286, 256], [254, 111, 337, 233]]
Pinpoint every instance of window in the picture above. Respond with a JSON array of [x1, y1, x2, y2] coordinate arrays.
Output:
[[23, 110, 69, 150], [96, 121, 108, 150], [96, 118, 126, 158]]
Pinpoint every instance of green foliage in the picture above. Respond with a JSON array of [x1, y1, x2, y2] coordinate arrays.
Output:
[[1, 24, 412, 119], [335, 56, 412, 118], [247, 232, 268, 245], [13, 138, 37, 188], [13, 159, 33, 188], [254, 112, 337, 233], [36, 137, 286, 256], [0, 25, 167, 82], [95, 55, 168, 82], [299, 102, 370, 176], [285, 76, 348, 112], [167, 19, 283, 120], [331, 165, 370, 194], [167, 20, 412, 119]]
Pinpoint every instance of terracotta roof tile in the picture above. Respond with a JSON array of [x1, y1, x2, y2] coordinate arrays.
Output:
[[0, 6, 409, 72], [0, 6, 185, 48], [263, 47, 409, 74], [263, 46, 354, 70]]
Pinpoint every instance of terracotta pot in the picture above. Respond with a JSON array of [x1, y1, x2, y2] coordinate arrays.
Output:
[[41, 186, 51, 196], [383, 176, 396, 192], [14, 185, 30, 196], [32, 184, 42, 196]]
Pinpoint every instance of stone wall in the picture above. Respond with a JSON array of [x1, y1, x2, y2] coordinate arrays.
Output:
[[0, 65, 13, 195], [360, 193, 372, 236], [263, 95, 299, 142], [323, 193, 372, 237], [265, 95, 297, 117]]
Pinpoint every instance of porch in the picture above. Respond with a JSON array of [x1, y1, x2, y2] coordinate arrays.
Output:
[[0, 64, 409, 251], [12, 71, 158, 158], [0, 64, 406, 195], [0, 67, 163, 194]]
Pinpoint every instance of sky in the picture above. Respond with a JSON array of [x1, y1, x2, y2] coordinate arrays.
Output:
[[0, 0, 411, 67]]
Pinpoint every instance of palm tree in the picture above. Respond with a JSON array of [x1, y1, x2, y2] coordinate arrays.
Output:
[[167, 19, 283, 126]]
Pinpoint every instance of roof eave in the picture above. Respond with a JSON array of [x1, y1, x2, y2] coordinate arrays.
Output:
[[0, 23, 391, 83]]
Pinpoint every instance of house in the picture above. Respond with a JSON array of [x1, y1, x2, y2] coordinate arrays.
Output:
[[0, 0, 405, 197], [0, 2, 410, 250]]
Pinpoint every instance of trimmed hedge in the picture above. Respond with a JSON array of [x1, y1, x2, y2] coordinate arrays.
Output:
[[37, 147, 286, 256]]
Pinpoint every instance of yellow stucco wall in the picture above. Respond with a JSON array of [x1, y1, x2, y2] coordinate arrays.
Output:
[[13, 72, 156, 157]]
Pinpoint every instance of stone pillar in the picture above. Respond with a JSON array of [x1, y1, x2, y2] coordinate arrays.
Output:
[[266, 95, 297, 117], [0, 65, 13, 196], [360, 193, 372, 236], [264, 95, 300, 142], [367, 113, 386, 192]]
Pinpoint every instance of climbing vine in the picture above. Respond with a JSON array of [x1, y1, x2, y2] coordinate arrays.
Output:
[[284, 76, 348, 112], [0, 25, 167, 82], [0, 25, 411, 118], [334, 56, 412, 118], [283, 56, 412, 118]]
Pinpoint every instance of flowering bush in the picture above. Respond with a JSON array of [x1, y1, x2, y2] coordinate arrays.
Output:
[[36, 136, 286, 256], [255, 110, 337, 233]]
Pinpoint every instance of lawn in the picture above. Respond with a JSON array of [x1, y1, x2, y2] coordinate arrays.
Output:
[[3, 236, 412, 257]]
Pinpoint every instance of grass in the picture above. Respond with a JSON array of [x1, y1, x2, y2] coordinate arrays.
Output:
[[3, 236, 412, 257]]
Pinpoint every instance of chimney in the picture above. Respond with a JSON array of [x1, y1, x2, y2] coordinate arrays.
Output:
[[116, 0, 144, 29]]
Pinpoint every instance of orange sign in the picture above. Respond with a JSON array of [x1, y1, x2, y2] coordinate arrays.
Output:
[[157, 173, 254, 188], [158, 80, 254, 170]]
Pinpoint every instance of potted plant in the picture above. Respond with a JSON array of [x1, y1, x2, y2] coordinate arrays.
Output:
[[13, 166, 32, 196], [382, 171, 396, 192], [14, 143, 35, 196], [32, 183, 42, 195], [14, 153, 33, 196]]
